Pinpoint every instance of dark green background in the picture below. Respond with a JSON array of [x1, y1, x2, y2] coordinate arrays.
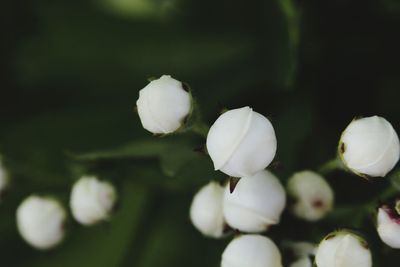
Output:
[[1, 0, 400, 266]]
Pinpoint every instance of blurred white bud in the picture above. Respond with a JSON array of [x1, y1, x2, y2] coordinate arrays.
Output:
[[16, 195, 66, 250], [70, 176, 117, 226], [287, 170, 334, 221], [290, 257, 312, 267], [189, 181, 225, 238], [136, 75, 191, 134], [315, 230, 372, 267], [0, 157, 9, 197], [339, 116, 400, 177], [223, 170, 286, 233], [377, 203, 400, 249], [206, 107, 277, 177], [221, 234, 283, 267]]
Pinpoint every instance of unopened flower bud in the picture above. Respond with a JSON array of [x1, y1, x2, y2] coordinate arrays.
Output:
[[287, 170, 334, 221], [189, 181, 225, 238], [315, 230, 372, 267], [206, 107, 277, 178], [16, 195, 66, 250], [339, 116, 400, 177], [223, 170, 286, 233], [136, 75, 192, 134], [221, 234, 283, 267], [377, 200, 400, 248], [70, 176, 117, 226], [285, 241, 316, 267], [0, 157, 9, 197]]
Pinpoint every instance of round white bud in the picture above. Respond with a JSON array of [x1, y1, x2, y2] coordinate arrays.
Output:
[[339, 116, 400, 177], [377, 204, 400, 249], [16, 195, 66, 250], [206, 107, 277, 178], [287, 170, 334, 221], [221, 234, 283, 267], [70, 176, 117, 226], [223, 170, 286, 233], [189, 181, 225, 238], [136, 75, 191, 134], [315, 230, 372, 267], [290, 257, 312, 267], [0, 157, 9, 197]]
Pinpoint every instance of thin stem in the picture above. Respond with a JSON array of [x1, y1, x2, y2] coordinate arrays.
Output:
[[191, 121, 209, 138], [318, 157, 343, 175]]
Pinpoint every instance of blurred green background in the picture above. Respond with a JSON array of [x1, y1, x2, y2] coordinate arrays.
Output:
[[1, 0, 400, 266]]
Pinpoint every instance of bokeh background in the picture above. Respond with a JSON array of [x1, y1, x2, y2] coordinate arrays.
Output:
[[1, 0, 400, 266]]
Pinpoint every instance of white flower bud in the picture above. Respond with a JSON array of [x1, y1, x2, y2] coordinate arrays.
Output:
[[339, 116, 400, 177], [315, 230, 372, 267], [223, 170, 286, 233], [136, 75, 191, 134], [290, 257, 312, 267], [189, 181, 225, 238], [377, 203, 400, 249], [70, 176, 117, 226], [16, 195, 66, 250], [221, 234, 283, 267], [287, 170, 334, 221], [206, 107, 277, 178], [0, 157, 9, 196]]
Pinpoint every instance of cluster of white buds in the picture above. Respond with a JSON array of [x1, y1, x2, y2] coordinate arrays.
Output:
[[315, 230, 372, 267], [0, 156, 9, 198], [221, 235, 283, 267], [136, 75, 192, 135], [287, 170, 334, 221], [16, 195, 66, 250], [70, 176, 117, 226], [189, 181, 225, 238], [15, 175, 117, 249], [206, 106, 277, 178], [339, 116, 400, 177], [376, 199, 400, 249], [223, 170, 286, 233]]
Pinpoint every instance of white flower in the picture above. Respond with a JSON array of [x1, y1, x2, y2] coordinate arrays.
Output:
[[70, 176, 117, 226], [315, 230, 372, 267], [0, 157, 9, 196], [16, 195, 66, 250], [287, 170, 334, 221], [136, 75, 191, 134], [221, 234, 283, 267], [377, 203, 400, 249], [223, 170, 286, 233], [189, 181, 225, 238], [339, 116, 400, 177], [206, 107, 277, 177], [290, 257, 312, 267]]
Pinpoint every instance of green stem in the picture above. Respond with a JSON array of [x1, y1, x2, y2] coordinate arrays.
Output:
[[318, 157, 343, 175], [191, 121, 209, 138]]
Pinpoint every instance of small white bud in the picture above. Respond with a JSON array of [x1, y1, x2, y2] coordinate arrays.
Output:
[[206, 107, 277, 178], [16, 195, 66, 250], [315, 230, 372, 267], [0, 157, 9, 197], [223, 170, 286, 233], [221, 234, 283, 267], [377, 202, 400, 249], [189, 181, 225, 238], [290, 257, 312, 267], [287, 170, 334, 221], [136, 75, 191, 134], [339, 116, 400, 177], [70, 176, 117, 226]]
